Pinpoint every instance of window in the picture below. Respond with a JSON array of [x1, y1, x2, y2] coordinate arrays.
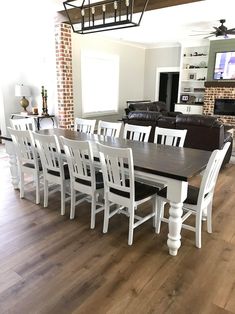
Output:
[[81, 51, 119, 117]]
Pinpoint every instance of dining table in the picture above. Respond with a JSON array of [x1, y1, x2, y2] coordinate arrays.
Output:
[[2, 128, 211, 256]]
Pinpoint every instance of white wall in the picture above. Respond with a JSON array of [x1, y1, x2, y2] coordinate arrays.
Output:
[[72, 34, 146, 121], [0, 0, 58, 136], [144, 45, 181, 100]]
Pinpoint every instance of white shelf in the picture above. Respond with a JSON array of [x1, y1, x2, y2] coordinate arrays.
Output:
[[182, 92, 205, 94], [182, 68, 208, 71], [181, 80, 206, 83], [183, 55, 208, 59]]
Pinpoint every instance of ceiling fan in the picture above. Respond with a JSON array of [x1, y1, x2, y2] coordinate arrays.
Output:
[[191, 19, 235, 39]]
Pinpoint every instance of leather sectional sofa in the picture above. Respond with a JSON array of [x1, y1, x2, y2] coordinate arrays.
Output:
[[123, 111, 233, 165]]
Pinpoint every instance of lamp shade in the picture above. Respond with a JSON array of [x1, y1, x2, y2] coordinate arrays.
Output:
[[15, 84, 31, 97]]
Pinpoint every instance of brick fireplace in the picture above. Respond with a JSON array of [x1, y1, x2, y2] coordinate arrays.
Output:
[[204, 81, 235, 126]]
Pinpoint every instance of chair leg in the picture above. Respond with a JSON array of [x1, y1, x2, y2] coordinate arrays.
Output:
[[44, 179, 48, 208], [19, 171, 24, 199], [61, 181, 66, 215], [153, 196, 157, 227], [90, 193, 96, 229], [128, 206, 135, 245], [35, 173, 40, 205], [207, 202, 213, 233], [70, 185, 76, 219], [196, 210, 202, 248], [155, 199, 164, 234], [103, 196, 110, 233]]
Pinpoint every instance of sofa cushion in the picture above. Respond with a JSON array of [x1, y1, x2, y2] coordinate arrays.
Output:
[[128, 111, 163, 122], [176, 114, 221, 128], [128, 101, 167, 113]]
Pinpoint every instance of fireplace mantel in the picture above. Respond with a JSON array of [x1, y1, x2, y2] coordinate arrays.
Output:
[[205, 81, 235, 88]]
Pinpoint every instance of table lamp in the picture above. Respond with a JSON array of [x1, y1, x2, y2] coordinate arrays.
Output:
[[15, 84, 31, 112]]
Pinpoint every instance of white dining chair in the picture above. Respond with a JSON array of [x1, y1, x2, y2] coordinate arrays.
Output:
[[32, 132, 70, 215], [60, 136, 104, 228], [155, 142, 231, 248], [74, 117, 96, 134], [154, 127, 187, 147], [123, 124, 151, 142], [8, 127, 42, 204], [97, 121, 122, 138], [10, 118, 36, 131], [98, 143, 158, 245]]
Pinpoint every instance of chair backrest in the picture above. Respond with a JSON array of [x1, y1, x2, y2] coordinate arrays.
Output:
[[10, 118, 36, 131], [197, 142, 231, 207], [8, 127, 38, 167], [97, 143, 135, 203], [154, 127, 187, 147], [97, 121, 122, 138], [123, 124, 151, 142], [74, 118, 96, 134], [60, 136, 96, 190], [32, 132, 64, 176]]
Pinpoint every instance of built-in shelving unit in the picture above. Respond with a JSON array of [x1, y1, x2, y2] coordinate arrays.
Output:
[[177, 45, 209, 105]]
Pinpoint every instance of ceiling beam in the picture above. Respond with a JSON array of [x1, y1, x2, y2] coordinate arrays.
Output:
[[59, 0, 204, 24]]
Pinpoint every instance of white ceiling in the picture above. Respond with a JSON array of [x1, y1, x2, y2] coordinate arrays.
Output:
[[54, 0, 235, 48]]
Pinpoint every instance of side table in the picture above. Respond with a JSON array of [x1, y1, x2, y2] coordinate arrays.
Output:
[[10, 113, 57, 131]]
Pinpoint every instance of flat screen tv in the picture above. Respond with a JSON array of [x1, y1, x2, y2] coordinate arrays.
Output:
[[213, 51, 235, 80]]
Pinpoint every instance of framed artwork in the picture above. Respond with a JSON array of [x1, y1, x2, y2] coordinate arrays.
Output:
[[180, 94, 189, 103], [188, 73, 197, 80]]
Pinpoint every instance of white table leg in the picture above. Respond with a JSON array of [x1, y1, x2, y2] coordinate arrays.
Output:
[[5, 141, 19, 189], [166, 180, 188, 256]]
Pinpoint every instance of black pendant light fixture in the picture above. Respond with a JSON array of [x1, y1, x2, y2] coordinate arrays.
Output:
[[63, 0, 149, 34]]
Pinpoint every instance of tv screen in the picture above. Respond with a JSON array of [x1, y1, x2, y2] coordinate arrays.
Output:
[[213, 51, 235, 80]]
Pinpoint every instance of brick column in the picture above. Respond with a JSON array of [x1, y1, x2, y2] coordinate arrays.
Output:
[[55, 23, 74, 129]]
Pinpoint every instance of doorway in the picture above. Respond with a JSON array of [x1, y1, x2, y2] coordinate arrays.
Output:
[[155, 67, 180, 112]]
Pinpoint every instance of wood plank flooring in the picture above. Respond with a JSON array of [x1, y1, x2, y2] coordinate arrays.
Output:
[[0, 150, 235, 314]]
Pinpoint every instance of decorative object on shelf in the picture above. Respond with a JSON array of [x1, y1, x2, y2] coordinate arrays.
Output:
[[15, 84, 31, 113], [180, 95, 189, 103], [63, 0, 149, 34], [41, 86, 49, 116], [194, 88, 205, 92], [32, 107, 38, 115], [188, 95, 196, 104], [188, 73, 197, 80], [199, 61, 207, 68]]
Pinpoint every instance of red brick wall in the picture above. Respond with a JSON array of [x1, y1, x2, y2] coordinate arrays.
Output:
[[55, 23, 74, 129], [204, 86, 235, 126]]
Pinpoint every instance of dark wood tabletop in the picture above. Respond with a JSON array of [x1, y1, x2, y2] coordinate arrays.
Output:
[[39, 128, 211, 182]]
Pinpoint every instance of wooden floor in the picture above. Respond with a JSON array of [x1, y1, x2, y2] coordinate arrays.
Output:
[[0, 150, 235, 314]]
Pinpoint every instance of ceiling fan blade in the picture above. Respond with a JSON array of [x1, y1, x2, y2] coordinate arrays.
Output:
[[190, 34, 208, 36], [204, 34, 215, 39], [191, 30, 210, 32], [227, 28, 235, 32]]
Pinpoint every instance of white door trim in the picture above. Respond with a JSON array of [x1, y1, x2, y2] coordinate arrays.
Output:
[[155, 67, 180, 101]]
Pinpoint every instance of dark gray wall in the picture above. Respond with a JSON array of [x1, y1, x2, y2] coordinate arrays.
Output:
[[207, 39, 235, 80]]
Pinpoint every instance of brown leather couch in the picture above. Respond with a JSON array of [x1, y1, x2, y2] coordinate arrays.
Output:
[[124, 100, 181, 117], [123, 112, 233, 165]]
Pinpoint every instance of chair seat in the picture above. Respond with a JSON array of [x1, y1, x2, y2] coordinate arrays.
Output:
[[75, 171, 104, 189], [110, 180, 158, 201], [158, 185, 201, 205], [48, 164, 70, 179], [23, 161, 43, 171]]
